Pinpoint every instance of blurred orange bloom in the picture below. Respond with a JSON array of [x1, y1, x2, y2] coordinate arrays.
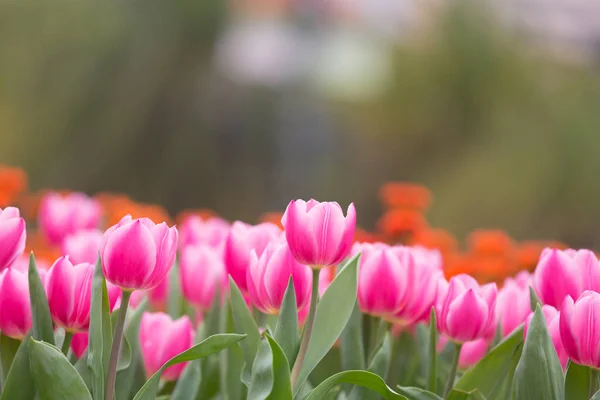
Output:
[[515, 240, 568, 272], [258, 212, 284, 230], [97, 193, 171, 227], [377, 208, 428, 241], [412, 228, 458, 254], [467, 230, 514, 256], [0, 165, 28, 208], [25, 231, 60, 268], [379, 182, 432, 210]]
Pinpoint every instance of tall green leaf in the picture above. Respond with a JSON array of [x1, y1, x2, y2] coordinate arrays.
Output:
[[265, 334, 293, 400], [303, 370, 407, 400], [428, 308, 437, 393], [168, 263, 183, 318], [28, 339, 92, 400], [294, 254, 360, 394], [229, 276, 260, 386], [340, 301, 365, 372], [132, 333, 246, 400], [349, 332, 392, 400], [28, 253, 54, 344], [0, 334, 21, 383], [564, 361, 590, 400], [171, 360, 201, 400], [447, 389, 487, 400], [453, 326, 524, 400], [274, 278, 300, 366], [396, 387, 442, 400], [513, 306, 564, 400], [247, 337, 274, 400], [87, 256, 112, 400], [0, 333, 36, 400], [529, 287, 542, 312]]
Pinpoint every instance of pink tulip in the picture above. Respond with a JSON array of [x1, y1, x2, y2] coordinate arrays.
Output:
[[497, 276, 531, 337], [46, 256, 121, 331], [71, 332, 89, 359], [436, 274, 497, 343], [533, 248, 600, 308], [39, 192, 101, 245], [11, 255, 50, 273], [146, 275, 169, 312], [61, 229, 103, 264], [525, 305, 567, 369], [438, 336, 490, 369], [0, 268, 31, 339], [139, 312, 194, 381], [224, 221, 281, 292], [128, 290, 146, 309], [0, 207, 26, 271], [101, 215, 178, 291], [180, 245, 226, 311], [559, 291, 600, 369], [282, 199, 356, 268], [246, 240, 312, 315], [356, 243, 411, 317], [179, 216, 230, 249], [390, 246, 444, 325]]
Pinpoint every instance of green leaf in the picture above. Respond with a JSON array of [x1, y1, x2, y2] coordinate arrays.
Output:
[[303, 370, 407, 400], [529, 286, 542, 312], [74, 352, 92, 390], [294, 254, 360, 393], [513, 306, 564, 400], [447, 388, 487, 400], [428, 308, 437, 393], [340, 301, 365, 372], [171, 360, 201, 400], [28, 253, 54, 345], [87, 255, 112, 400], [248, 337, 274, 400], [592, 389, 600, 400], [115, 299, 148, 399], [228, 276, 260, 386], [274, 277, 300, 365], [265, 334, 293, 400], [132, 333, 246, 400], [453, 326, 524, 400], [396, 386, 442, 400], [216, 300, 244, 400], [0, 332, 36, 400], [564, 361, 590, 400], [28, 338, 92, 400], [349, 332, 392, 400], [168, 263, 183, 318], [0, 334, 21, 383], [117, 330, 132, 371]]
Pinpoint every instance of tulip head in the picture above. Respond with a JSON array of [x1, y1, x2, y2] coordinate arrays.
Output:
[[180, 244, 226, 311], [61, 229, 103, 265], [559, 291, 600, 369], [39, 192, 101, 245], [0, 268, 31, 339], [0, 207, 26, 271]]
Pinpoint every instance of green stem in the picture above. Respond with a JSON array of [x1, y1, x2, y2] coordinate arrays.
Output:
[[61, 331, 73, 356], [368, 318, 389, 363], [290, 268, 320, 390], [590, 368, 599, 398], [443, 342, 462, 399], [105, 290, 131, 400], [428, 308, 438, 393]]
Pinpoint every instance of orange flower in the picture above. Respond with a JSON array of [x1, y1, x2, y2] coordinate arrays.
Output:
[[377, 208, 428, 242], [25, 230, 60, 268], [412, 228, 458, 254], [97, 193, 171, 227], [467, 230, 514, 256], [379, 182, 432, 210], [515, 240, 568, 272], [258, 212, 284, 230], [0, 165, 27, 208]]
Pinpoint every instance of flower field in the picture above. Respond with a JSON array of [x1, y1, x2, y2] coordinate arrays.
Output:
[[0, 165, 595, 399]]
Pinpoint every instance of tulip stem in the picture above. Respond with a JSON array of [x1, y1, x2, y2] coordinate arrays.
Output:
[[290, 268, 320, 390], [443, 342, 462, 399], [368, 317, 389, 363], [60, 331, 73, 356], [590, 368, 599, 398], [106, 290, 131, 400]]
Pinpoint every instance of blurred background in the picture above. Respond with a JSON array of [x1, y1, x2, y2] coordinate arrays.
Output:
[[2, 0, 600, 249]]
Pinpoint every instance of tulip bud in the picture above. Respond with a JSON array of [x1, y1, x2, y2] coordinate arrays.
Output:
[[246, 241, 312, 315], [180, 245, 226, 311], [0, 268, 31, 339], [438, 336, 490, 369], [0, 207, 26, 271], [497, 276, 531, 337], [61, 229, 103, 264], [179, 216, 230, 249], [71, 332, 89, 359], [282, 199, 356, 269], [39, 192, 101, 245], [100, 215, 178, 291], [525, 305, 567, 369], [435, 274, 497, 343], [559, 291, 600, 369], [224, 221, 281, 292], [139, 312, 194, 381]]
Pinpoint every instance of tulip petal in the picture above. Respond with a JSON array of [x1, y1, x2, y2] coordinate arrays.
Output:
[[445, 289, 489, 342]]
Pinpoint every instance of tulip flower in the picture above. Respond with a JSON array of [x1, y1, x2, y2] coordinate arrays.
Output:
[[61, 229, 103, 265], [0, 207, 26, 271], [390, 246, 444, 325], [356, 243, 411, 317], [139, 312, 194, 381], [179, 216, 230, 249], [71, 332, 89, 359], [0, 268, 31, 339], [438, 336, 490, 369], [224, 221, 281, 292], [100, 215, 178, 291], [180, 244, 226, 311], [246, 240, 312, 315], [39, 192, 101, 245], [524, 305, 567, 369], [533, 248, 600, 308], [282, 199, 356, 268], [497, 276, 531, 337], [436, 274, 497, 343], [559, 291, 600, 369]]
